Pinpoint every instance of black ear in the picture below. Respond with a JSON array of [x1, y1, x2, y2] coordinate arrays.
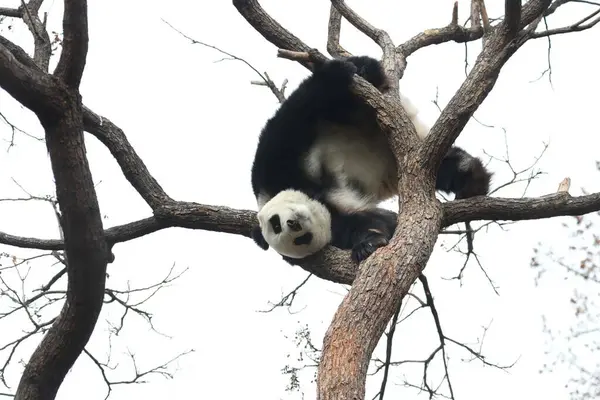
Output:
[[251, 225, 269, 251]]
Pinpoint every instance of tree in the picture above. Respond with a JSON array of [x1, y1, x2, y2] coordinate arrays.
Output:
[[0, 0, 599, 399]]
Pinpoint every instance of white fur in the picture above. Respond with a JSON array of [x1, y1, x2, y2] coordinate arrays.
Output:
[[302, 95, 431, 212], [400, 94, 430, 140], [257, 190, 332, 259], [257, 192, 271, 210]]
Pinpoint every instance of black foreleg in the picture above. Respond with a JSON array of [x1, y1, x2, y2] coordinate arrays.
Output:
[[330, 208, 398, 263]]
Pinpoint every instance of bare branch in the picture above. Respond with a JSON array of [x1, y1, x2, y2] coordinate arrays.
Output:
[[53, 0, 88, 87], [0, 7, 21, 18], [162, 19, 287, 103], [259, 273, 312, 313], [443, 192, 600, 227], [419, 274, 455, 399], [277, 49, 321, 63], [376, 302, 402, 400], [20, 0, 52, 71], [232, 0, 322, 70], [531, 8, 600, 38], [82, 107, 172, 210], [327, 5, 351, 58], [330, 0, 392, 51], [397, 1, 483, 59]]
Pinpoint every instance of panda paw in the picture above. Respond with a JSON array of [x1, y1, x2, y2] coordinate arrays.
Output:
[[315, 59, 358, 86], [351, 236, 389, 263]]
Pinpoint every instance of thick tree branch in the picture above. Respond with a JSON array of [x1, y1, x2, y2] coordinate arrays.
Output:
[[15, 84, 108, 400], [53, 0, 88, 87], [3, 188, 600, 288], [0, 41, 63, 118], [0, 35, 40, 70], [442, 192, 600, 227], [0, 1, 108, 397], [0, 7, 21, 18]]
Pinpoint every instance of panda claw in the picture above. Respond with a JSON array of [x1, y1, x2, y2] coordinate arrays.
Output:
[[351, 237, 389, 263]]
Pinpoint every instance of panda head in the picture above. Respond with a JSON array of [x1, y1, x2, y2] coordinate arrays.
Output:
[[255, 190, 332, 259]]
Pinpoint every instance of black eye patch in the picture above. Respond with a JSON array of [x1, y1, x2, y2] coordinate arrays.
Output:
[[294, 232, 313, 246], [269, 215, 282, 234]]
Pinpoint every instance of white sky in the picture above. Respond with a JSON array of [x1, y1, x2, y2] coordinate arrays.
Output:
[[0, 0, 599, 399]]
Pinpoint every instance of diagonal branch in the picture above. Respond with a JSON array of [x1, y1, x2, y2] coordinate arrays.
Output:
[[520, 0, 552, 27], [0, 40, 63, 118], [20, 0, 52, 71], [82, 107, 172, 210], [53, 0, 88, 87], [326, 5, 351, 58], [419, 25, 525, 170], [232, 0, 326, 69], [330, 0, 392, 50]]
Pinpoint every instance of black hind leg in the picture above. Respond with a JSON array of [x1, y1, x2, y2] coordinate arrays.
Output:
[[330, 208, 398, 263], [436, 146, 493, 199]]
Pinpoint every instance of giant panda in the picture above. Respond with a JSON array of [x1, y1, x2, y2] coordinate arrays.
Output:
[[250, 55, 492, 263]]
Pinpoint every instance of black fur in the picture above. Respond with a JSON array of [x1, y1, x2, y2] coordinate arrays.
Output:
[[250, 55, 491, 262], [330, 208, 398, 263]]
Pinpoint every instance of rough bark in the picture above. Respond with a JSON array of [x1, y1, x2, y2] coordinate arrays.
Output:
[[15, 89, 108, 400]]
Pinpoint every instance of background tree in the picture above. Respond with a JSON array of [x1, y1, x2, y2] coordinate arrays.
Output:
[[0, 0, 599, 399], [532, 163, 600, 400]]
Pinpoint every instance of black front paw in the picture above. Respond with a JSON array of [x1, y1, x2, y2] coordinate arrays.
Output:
[[351, 236, 389, 263]]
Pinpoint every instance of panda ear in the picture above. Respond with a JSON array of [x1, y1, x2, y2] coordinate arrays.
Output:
[[251, 225, 269, 251]]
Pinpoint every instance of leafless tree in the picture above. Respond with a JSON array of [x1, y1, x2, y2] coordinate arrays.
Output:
[[0, 0, 600, 400]]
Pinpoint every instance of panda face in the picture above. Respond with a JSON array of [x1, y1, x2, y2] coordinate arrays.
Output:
[[257, 190, 332, 259]]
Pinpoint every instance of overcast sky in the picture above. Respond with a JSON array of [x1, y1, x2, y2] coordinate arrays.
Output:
[[0, 0, 599, 399]]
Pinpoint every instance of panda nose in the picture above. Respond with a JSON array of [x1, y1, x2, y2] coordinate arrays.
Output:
[[287, 219, 302, 232]]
